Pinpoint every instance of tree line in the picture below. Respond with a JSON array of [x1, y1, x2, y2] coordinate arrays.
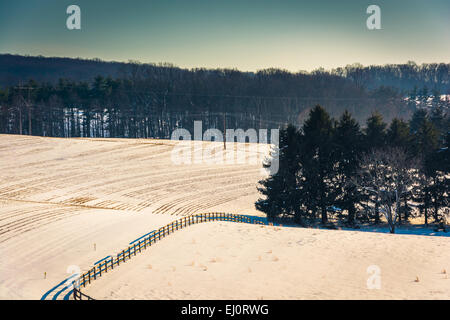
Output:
[[1, 56, 449, 140], [256, 106, 449, 233], [1, 71, 442, 139], [1, 55, 448, 94], [331, 61, 449, 93]]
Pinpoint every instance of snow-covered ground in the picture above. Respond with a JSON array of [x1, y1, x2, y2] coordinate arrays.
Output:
[[348, 223, 450, 237], [83, 222, 450, 300], [0, 135, 268, 299], [0, 134, 448, 300]]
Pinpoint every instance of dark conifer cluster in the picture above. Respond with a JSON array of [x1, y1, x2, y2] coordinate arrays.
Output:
[[256, 106, 449, 233]]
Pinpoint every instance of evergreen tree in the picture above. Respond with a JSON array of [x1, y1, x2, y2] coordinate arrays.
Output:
[[387, 118, 412, 151], [364, 111, 387, 151], [429, 106, 447, 144], [415, 118, 438, 155], [300, 105, 335, 224], [422, 133, 449, 225], [333, 110, 364, 225], [256, 125, 302, 223], [409, 109, 428, 134]]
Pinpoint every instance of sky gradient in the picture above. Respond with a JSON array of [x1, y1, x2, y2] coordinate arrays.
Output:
[[0, 0, 449, 72]]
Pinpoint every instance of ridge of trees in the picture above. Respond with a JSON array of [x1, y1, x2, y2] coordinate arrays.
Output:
[[1, 55, 448, 94], [0, 54, 448, 143]]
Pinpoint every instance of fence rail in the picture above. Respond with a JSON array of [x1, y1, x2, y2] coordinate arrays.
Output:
[[73, 287, 95, 300], [72, 212, 266, 299]]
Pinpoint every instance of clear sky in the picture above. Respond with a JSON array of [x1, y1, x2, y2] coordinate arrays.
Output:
[[0, 0, 448, 72]]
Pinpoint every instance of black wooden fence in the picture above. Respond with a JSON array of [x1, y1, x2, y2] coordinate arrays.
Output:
[[73, 287, 95, 300], [72, 212, 266, 299]]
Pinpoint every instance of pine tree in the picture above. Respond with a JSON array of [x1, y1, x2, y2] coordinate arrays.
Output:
[[429, 106, 446, 144], [387, 118, 412, 151], [422, 133, 449, 225], [256, 124, 303, 223], [300, 105, 335, 225], [409, 109, 428, 134], [333, 110, 364, 225], [415, 118, 438, 155], [364, 111, 387, 151]]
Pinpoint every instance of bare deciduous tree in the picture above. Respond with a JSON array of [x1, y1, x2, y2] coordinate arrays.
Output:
[[354, 147, 419, 233]]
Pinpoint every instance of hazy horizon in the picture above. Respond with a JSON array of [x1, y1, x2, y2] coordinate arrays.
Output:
[[0, 0, 449, 72], [4, 52, 449, 75]]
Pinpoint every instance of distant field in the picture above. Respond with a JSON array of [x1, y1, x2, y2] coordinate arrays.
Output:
[[0, 134, 268, 299]]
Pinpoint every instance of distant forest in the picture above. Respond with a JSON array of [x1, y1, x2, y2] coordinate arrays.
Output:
[[0, 54, 448, 139]]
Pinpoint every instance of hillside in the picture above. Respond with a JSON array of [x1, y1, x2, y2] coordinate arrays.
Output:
[[0, 54, 126, 87], [0, 134, 267, 299], [1, 54, 448, 93], [0, 135, 449, 300]]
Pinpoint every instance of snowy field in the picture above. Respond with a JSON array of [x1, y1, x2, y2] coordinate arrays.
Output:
[[0, 134, 449, 300], [0, 134, 268, 299], [83, 222, 450, 300]]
